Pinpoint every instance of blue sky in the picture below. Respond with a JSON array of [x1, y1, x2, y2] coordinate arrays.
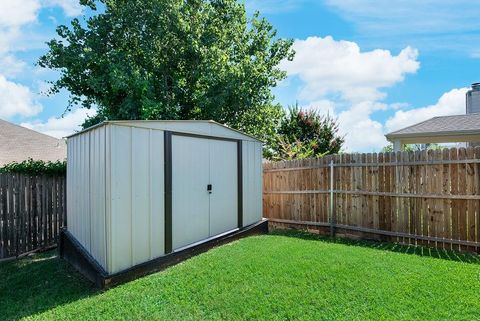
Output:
[[1, 0, 479, 151]]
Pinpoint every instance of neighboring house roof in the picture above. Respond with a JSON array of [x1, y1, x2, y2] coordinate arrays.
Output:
[[386, 113, 480, 140], [0, 119, 66, 166]]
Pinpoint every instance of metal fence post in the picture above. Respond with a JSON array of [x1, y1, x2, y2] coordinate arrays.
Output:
[[329, 160, 335, 238]]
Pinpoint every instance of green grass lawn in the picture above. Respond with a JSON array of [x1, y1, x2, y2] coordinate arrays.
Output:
[[1, 231, 480, 321]]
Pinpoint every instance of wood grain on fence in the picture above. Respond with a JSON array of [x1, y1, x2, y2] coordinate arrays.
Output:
[[263, 147, 480, 252], [0, 173, 65, 260]]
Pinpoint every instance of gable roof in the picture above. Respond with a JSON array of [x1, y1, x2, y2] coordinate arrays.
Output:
[[0, 119, 66, 166], [66, 120, 262, 142], [386, 113, 480, 139]]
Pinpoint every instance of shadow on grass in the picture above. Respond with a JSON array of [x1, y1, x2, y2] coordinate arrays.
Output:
[[0, 249, 98, 321], [271, 229, 480, 265]]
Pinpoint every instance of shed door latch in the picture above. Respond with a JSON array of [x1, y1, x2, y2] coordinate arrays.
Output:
[[207, 184, 213, 193]]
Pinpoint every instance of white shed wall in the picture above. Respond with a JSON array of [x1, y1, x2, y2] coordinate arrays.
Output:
[[108, 124, 165, 274], [67, 121, 262, 275], [242, 141, 263, 226], [67, 126, 107, 270]]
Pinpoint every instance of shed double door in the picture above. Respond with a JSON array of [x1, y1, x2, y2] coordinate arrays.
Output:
[[171, 135, 238, 250]]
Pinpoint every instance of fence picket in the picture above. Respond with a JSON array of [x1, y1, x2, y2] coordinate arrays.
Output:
[[458, 148, 468, 251], [263, 148, 480, 253], [466, 148, 476, 252], [0, 173, 66, 260]]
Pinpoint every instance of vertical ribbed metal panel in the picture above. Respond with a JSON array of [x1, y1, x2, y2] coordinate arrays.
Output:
[[242, 141, 263, 226], [66, 126, 107, 270], [110, 125, 132, 272], [209, 139, 238, 236], [131, 128, 150, 265], [149, 129, 165, 260], [89, 127, 106, 268], [171, 135, 210, 250], [105, 125, 112, 272], [108, 125, 165, 274]]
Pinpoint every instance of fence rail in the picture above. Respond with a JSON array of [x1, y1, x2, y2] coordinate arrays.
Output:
[[263, 147, 480, 253], [0, 173, 66, 260]]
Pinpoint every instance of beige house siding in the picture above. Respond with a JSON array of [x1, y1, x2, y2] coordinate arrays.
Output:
[[0, 119, 67, 166]]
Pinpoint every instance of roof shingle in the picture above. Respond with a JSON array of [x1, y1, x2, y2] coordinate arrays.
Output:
[[386, 113, 480, 138], [0, 119, 66, 166]]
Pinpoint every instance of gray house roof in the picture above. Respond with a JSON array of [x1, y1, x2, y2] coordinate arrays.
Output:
[[0, 119, 66, 166], [386, 113, 480, 139]]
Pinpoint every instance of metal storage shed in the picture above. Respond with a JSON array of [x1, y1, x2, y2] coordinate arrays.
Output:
[[61, 120, 266, 286]]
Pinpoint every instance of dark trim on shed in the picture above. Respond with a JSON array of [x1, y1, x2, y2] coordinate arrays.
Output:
[[168, 130, 241, 142], [237, 140, 243, 228], [163, 131, 244, 254], [164, 131, 173, 254]]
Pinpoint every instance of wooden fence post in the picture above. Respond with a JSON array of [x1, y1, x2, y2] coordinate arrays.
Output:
[[330, 160, 335, 238], [262, 149, 480, 253]]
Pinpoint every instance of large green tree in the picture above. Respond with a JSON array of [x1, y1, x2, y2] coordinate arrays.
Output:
[[39, 0, 294, 144]]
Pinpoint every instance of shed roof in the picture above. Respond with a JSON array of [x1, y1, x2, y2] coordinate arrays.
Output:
[[67, 120, 262, 142], [0, 119, 66, 166], [386, 113, 480, 140]]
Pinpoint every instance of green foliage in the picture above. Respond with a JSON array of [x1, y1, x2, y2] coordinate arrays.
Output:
[[3, 233, 480, 320], [234, 103, 285, 155], [382, 143, 444, 153], [38, 0, 294, 146], [269, 104, 344, 160], [0, 159, 66, 176], [272, 136, 327, 161]]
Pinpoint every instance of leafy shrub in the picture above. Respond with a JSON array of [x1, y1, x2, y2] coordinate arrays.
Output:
[[269, 104, 344, 160], [0, 159, 66, 176]]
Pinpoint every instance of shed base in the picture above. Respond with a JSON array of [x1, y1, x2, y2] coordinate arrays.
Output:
[[60, 219, 269, 288]]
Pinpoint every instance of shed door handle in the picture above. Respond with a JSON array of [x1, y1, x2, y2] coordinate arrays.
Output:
[[207, 184, 212, 193]]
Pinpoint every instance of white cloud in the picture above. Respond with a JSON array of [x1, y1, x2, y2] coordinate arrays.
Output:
[[385, 88, 468, 133], [0, 0, 82, 53], [44, 0, 83, 16], [300, 99, 389, 152], [0, 0, 40, 28], [0, 28, 19, 54], [337, 102, 389, 152], [0, 54, 26, 78], [0, 0, 40, 53], [281, 36, 423, 152], [302, 100, 336, 116], [0, 0, 83, 124], [0, 75, 42, 118], [281, 36, 419, 103], [21, 108, 95, 138]]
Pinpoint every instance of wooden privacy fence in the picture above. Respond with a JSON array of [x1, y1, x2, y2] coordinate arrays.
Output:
[[263, 147, 480, 253], [0, 173, 66, 260]]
